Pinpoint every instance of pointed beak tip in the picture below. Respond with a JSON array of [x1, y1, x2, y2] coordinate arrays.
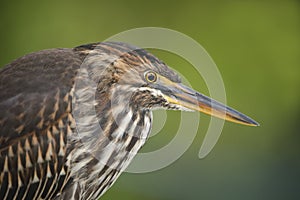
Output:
[[243, 118, 260, 127], [252, 121, 260, 127]]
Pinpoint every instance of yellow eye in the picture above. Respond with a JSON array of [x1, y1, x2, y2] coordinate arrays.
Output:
[[145, 71, 157, 83]]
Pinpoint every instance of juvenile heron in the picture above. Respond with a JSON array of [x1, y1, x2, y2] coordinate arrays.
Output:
[[0, 42, 258, 200]]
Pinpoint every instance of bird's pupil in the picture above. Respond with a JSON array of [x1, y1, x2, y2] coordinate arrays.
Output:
[[145, 71, 157, 82], [148, 74, 155, 81]]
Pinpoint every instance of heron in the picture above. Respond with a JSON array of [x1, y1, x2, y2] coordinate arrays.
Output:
[[0, 42, 258, 200]]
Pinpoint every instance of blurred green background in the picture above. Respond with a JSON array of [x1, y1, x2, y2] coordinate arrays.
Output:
[[0, 0, 299, 199]]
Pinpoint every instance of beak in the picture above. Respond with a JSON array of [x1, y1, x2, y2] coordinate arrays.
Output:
[[157, 76, 259, 126]]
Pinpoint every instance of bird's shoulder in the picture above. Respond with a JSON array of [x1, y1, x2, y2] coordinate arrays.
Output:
[[0, 48, 82, 150]]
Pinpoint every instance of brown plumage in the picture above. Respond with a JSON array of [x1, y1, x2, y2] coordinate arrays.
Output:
[[0, 42, 258, 200]]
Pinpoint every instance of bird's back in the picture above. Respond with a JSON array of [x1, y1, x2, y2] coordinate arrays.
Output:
[[0, 48, 81, 199], [0, 44, 153, 200]]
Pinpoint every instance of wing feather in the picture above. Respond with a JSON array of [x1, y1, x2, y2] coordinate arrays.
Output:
[[0, 48, 81, 200]]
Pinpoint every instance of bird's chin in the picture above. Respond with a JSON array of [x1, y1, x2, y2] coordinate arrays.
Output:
[[171, 104, 194, 111], [159, 102, 195, 112]]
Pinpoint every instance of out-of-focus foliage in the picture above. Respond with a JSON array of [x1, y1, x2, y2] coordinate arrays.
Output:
[[0, 1, 299, 199]]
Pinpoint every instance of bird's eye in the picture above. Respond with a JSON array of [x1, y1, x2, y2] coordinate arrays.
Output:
[[145, 71, 157, 83]]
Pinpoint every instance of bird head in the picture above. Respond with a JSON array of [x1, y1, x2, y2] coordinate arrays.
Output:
[[76, 42, 259, 126]]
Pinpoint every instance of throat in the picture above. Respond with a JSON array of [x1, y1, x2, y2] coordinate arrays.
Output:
[[99, 106, 152, 142], [68, 107, 153, 200]]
